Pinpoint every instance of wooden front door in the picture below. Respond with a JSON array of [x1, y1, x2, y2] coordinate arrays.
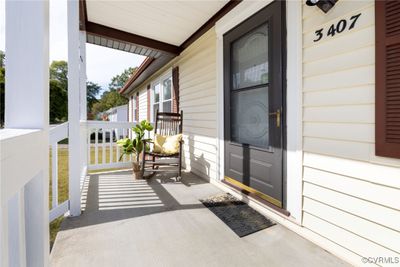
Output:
[[224, 1, 285, 207]]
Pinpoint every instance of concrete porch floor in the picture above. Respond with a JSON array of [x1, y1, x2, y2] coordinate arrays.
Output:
[[50, 170, 349, 267]]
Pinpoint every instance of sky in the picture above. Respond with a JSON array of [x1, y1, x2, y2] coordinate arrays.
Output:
[[0, 0, 145, 94]]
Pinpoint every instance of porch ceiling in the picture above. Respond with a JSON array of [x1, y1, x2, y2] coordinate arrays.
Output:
[[81, 0, 241, 95], [85, 1, 229, 47]]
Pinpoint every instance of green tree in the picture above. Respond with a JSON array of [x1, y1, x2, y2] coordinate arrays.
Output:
[[91, 101, 106, 119], [108, 67, 137, 91], [87, 81, 101, 111], [48, 60, 103, 121], [0, 50, 4, 68], [91, 89, 128, 118], [90, 67, 135, 119], [50, 61, 68, 89], [49, 60, 68, 123], [49, 80, 68, 123]]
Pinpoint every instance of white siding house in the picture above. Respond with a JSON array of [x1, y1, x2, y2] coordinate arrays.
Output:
[[119, 1, 400, 265], [301, 0, 400, 261], [2, 0, 400, 266]]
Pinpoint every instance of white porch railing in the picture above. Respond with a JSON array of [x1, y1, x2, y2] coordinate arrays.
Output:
[[1, 129, 48, 266], [86, 121, 137, 171], [49, 123, 69, 222], [1, 120, 145, 265]]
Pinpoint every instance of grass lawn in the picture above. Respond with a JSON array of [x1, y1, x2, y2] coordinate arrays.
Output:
[[49, 145, 119, 248]]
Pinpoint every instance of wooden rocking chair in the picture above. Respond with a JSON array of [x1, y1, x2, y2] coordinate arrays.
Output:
[[141, 111, 183, 180]]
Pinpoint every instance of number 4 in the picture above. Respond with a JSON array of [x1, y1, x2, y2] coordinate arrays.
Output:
[[349, 13, 361, 30], [327, 24, 336, 37]]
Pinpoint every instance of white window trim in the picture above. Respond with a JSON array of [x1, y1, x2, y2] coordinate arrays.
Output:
[[150, 69, 173, 122], [215, 0, 303, 223]]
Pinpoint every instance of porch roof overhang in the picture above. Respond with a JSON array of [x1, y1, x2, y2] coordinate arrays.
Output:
[[80, 0, 242, 96]]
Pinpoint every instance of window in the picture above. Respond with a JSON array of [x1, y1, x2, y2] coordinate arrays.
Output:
[[151, 74, 173, 121], [135, 92, 139, 121], [131, 96, 137, 122], [130, 96, 136, 121]]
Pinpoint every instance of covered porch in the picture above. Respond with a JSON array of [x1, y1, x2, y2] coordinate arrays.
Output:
[[50, 170, 347, 267], [1, 0, 364, 266]]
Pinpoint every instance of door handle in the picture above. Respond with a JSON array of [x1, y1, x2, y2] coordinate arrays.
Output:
[[269, 109, 281, 128]]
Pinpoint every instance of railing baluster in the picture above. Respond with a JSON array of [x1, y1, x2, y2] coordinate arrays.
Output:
[[95, 128, 98, 165], [87, 129, 91, 165], [116, 128, 120, 163], [102, 129, 106, 164], [109, 129, 113, 163], [51, 143, 58, 208], [123, 128, 127, 162], [7, 188, 27, 267]]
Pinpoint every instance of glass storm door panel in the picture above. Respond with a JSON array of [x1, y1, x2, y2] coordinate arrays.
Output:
[[224, 1, 284, 207], [231, 23, 269, 148]]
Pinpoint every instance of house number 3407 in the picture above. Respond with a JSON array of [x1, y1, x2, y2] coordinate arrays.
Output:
[[313, 13, 362, 42]]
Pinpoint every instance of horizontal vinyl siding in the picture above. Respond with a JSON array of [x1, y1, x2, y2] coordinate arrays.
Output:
[[178, 28, 217, 180], [127, 28, 217, 181], [302, 1, 400, 264], [138, 86, 147, 122]]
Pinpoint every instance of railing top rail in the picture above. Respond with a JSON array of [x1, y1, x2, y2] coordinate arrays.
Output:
[[49, 122, 69, 144], [86, 120, 137, 129], [1, 129, 46, 201], [0, 128, 41, 141]]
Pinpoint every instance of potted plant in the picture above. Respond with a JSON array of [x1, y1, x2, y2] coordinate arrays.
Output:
[[117, 120, 153, 179]]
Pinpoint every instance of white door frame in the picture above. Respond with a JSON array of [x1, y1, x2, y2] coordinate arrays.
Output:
[[215, 0, 303, 223]]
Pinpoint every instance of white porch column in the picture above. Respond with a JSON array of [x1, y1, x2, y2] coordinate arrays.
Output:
[[79, 32, 87, 122], [4, 0, 50, 265], [79, 31, 88, 173], [68, 0, 81, 216]]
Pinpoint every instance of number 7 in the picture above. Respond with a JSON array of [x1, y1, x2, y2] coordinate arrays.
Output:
[[349, 13, 361, 30]]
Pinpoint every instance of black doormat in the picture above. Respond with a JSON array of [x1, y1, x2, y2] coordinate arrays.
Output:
[[200, 193, 275, 237]]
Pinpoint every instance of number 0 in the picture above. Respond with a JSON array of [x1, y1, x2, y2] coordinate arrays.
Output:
[[336, 19, 347, 33]]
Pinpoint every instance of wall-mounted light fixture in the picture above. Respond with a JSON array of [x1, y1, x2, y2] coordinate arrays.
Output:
[[306, 0, 338, 13]]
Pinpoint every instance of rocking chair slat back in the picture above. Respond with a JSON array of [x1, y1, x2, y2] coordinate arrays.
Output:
[[142, 110, 183, 180], [155, 111, 183, 136]]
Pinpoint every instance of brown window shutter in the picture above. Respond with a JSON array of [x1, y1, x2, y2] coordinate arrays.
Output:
[[147, 84, 151, 120], [130, 96, 134, 122], [376, 0, 400, 158], [136, 92, 139, 122], [172, 66, 179, 113]]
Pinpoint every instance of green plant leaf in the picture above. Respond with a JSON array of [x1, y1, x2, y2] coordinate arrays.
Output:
[[116, 138, 129, 146]]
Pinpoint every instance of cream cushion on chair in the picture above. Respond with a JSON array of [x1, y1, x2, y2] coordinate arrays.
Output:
[[153, 134, 182, 154]]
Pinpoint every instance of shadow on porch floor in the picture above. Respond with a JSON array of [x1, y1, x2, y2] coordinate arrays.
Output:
[[50, 170, 349, 267]]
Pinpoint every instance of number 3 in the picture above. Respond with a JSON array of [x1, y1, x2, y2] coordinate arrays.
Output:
[[314, 28, 323, 42]]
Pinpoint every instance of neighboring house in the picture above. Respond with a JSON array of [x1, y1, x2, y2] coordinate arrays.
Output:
[[103, 104, 128, 139], [104, 104, 128, 122], [118, 1, 400, 265]]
